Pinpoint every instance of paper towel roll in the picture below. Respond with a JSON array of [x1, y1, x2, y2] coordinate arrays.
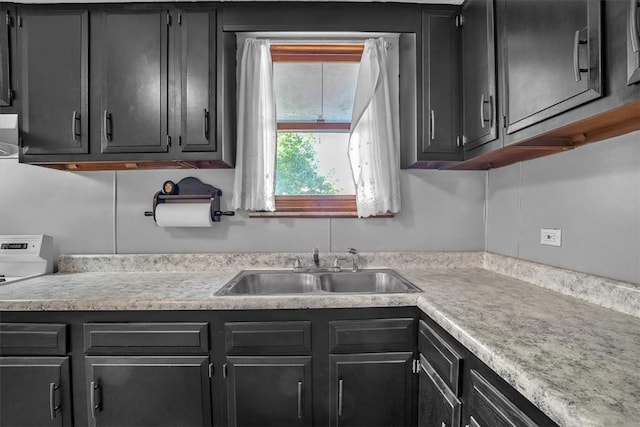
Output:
[[155, 203, 214, 227]]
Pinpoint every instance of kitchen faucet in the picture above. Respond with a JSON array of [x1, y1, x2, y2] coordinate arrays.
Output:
[[348, 248, 359, 272], [313, 247, 320, 268]]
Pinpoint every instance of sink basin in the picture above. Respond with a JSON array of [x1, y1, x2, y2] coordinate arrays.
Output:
[[215, 269, 421, 296]]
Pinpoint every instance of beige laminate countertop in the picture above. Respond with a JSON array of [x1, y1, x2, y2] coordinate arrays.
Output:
[[1, 252, 639, 427]]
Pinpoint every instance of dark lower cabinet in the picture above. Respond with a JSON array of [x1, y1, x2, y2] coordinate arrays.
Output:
[[467, 369, 538, 427], [225, 356, 313, 427], [628, 0, 640, 84], [330, 352, 415, 427], [18, 8, 89, 156], [85, 355, 212, 427], [0, 356, 72, 427], [418, 355, 461, 427]]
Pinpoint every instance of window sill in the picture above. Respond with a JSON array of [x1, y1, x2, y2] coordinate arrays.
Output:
[[248, 195, 394, 219]]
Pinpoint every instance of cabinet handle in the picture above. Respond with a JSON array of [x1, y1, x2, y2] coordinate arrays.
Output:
[[71, 111, 80, 141], [103, 111, 112, 141], [203, 109, 209, 140], [573, 29, 588, 82], [480, 94, 492, 128], [338, 379, 344, 417], [297, 380, 303, 419], [631, 0, 640, 53], [429, 110, 435, 143], [49, 382, 60, 420], [90, 381, 101, 419]]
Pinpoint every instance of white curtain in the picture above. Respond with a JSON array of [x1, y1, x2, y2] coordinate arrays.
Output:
[[232, 39, 277, 211], [348, 38, 401, 218]]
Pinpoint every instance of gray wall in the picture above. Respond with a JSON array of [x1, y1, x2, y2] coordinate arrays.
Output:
[[0, 159, 486, 259], [487, 131, 640, 284]]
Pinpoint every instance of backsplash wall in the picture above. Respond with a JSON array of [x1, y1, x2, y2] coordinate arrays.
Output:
[[0, 161, 486, 261], [487, 131, 640, 284]]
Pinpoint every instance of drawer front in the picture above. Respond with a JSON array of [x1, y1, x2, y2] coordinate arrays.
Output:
[[329, 318, 415, 353], [469, 369, 539, 427], [0, 323, 67, 355], [225, 321, 312, 355], [84, 323, 208, 354], [418, 320, 462, 395]]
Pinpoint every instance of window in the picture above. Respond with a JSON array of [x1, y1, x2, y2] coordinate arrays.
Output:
[[268, 43, 362, 217]]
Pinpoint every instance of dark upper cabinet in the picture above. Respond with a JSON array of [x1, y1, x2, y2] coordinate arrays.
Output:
[[500, 0, 602, 135], [461, 0, 499, 153], [85, 355, 212, 427], [628, 0, 640, 84], [95, 9, 169, 154], [329, 352, 415, 427], [0, 356, 72, 427], [177, 9, 217, 153], [225, 356, 313, 427], [0, 4, 15, 107], [419, 9, 461, 164], [18, 9, 89, 156]]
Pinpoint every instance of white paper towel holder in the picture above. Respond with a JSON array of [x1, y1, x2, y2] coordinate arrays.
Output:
[[144, 177, 235, 225]]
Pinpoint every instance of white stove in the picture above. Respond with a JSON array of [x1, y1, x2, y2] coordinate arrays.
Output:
[[0, 235, 53, 285]]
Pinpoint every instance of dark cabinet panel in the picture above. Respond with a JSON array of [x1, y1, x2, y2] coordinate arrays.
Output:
[[0, 4, 14, 107], [225, 356, 313, 427], [178, 9, 217, 153], [501, 0, 602, 135], [18, 9, 88, 155], [97, 10, 168, 154], [421, 9, 461, 159], [0, 356, 72, 427], [418, 355, 461, 427], [467, 369, 539, 427], [84, 322, 209, 354], [329, 318, 415, 353], [461, 0, 498, 152], [418, 320, 462, 396], [85, 355, 212, 427], [329, 352, 415, 427], [0, 323, 67, 355], [628, 0, 640, 84], [224, 321, 312, 355]]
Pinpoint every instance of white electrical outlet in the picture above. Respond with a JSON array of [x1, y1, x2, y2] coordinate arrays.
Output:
[[541, 228, 562, 247]]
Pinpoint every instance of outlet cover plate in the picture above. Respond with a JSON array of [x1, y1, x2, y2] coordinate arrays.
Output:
[[541, 228, 562, 247]]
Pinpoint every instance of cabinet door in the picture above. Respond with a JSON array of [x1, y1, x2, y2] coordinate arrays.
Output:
[[0, 357, 72, 427], [97, 10, 168, 154], [462, 0, 498, 151], [178, 9, 217, 153], [0, 4, 14, 107], [18, 9, 89, 155], [421, 9, 461, 161], [628, 0, 640, 84], [330, 352, 415, 427], [467, 369, 538, 427], [225, 356, 312, 427], [85, 355, 212, 427], [502, 0, 602, 134], [418, 355, 461, 427]]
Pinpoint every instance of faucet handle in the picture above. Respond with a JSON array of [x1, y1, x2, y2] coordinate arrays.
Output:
[[287, 257, 302, 270], [348, 248, 358, 255]]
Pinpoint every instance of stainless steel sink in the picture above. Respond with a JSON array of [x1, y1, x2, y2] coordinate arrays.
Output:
[[215, 269, 421, 296]]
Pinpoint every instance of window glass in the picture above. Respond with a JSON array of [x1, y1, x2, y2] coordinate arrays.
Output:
[[273, 62, 360, 123], [275, 132, 355, 195]]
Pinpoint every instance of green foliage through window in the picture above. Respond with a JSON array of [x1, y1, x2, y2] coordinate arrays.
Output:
[[275, 132, 341, 195]]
